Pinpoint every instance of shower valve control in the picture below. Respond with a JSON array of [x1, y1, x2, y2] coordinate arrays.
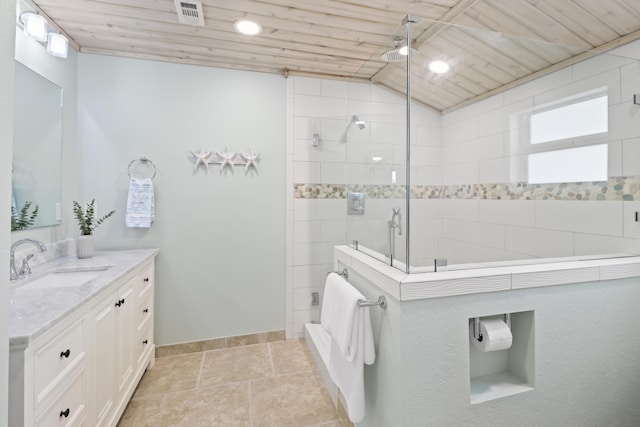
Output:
[[347, 192, 365, 215]]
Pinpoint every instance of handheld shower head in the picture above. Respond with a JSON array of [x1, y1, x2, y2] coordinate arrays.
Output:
[[391, 206, 402, 236]]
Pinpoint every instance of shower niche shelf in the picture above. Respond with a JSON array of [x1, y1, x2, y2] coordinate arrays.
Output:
[[469, 310, 535, 404]]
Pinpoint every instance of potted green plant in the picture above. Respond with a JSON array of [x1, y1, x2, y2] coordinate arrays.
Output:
[[11, 201, 38, 231], [73, 199, 115, 258]]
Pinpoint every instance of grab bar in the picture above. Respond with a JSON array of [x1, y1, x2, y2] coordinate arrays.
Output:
[[328, 268, 348, 279], [358, 296, 387, 309]]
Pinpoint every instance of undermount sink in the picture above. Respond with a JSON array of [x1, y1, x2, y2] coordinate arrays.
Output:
[[20, 265, 113, 290]]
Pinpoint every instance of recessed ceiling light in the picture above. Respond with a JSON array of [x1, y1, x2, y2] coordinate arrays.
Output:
[[429, 60, 450, 74], [371, 156, 383, 162], [234, 20, 262, 36]]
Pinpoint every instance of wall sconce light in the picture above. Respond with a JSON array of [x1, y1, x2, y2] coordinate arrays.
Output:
[[20, 11, 47, 42], [17, 10, 68, 59], [47, 33, 68, 58]]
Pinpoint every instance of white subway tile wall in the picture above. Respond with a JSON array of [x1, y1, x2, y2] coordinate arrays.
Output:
[[286, 44, 640, 338]]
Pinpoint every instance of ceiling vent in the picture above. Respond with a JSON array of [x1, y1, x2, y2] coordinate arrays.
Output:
[[174, 0, 205, 26]]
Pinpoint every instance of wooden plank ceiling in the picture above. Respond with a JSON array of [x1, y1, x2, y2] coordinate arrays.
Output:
[[29, 0, 640, 112]]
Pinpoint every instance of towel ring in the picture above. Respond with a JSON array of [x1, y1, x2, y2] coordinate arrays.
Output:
[[128, 156, 157, 179]]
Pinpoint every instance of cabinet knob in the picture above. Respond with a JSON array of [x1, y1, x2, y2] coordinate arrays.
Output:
[[59, 408, 70, 418], [143, 308, 149, 313], [60, 349, 71, 359], [143, 277, 149, 282], [115, 298, 125, 307], [143, 339, 148, 345]]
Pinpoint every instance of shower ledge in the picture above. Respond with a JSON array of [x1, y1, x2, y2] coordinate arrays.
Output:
[[334, 245, 640, 302]]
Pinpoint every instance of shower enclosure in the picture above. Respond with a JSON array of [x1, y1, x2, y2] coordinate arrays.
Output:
[[328, 16, 640, 273]]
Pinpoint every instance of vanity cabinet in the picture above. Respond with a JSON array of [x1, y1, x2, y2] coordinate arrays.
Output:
[[91, 289, 117, 427], [9, 311, 89, 426], [115, 278, 135, 398], [9, 253, 157, 427], [133, 264, 155, 372], [89, 260, 155, 427]]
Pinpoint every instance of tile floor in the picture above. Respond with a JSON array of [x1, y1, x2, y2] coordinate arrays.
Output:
[[117, 339, 344, 427]]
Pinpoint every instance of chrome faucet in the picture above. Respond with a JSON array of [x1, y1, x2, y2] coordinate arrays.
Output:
[[10, 238, 46, 281]]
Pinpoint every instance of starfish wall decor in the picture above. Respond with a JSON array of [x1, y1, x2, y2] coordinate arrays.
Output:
[[191, 147, 261, 174]]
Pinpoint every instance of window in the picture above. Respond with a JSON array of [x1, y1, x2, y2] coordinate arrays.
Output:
[[523, 88, 609, 184], [528, 144, 607, 184], [530, 95, 608, 144]]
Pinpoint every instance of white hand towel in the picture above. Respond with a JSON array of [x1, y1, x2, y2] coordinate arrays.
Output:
[[125, 178, 155, 228], [321, 272, 375, 423]]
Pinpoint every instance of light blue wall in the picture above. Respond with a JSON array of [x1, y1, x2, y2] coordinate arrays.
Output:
[[77, 55, 287, 345]]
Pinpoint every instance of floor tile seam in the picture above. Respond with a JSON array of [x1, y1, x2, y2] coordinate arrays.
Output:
[[272, 367, 316, 377], [132, 379, 256, 402], [266, 341, 276, 377], [260, 370, 321, 382], [152, 350, 207, 361], [196, 350, 206, 387], [201, 341, 272, 355], [130, 385, 199, 400]]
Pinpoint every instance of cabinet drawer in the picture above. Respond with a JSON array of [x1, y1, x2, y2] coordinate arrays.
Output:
[[135, 326, 154, 369], [35, 371, 86, 427], [34, 320, 86, 406], [136, 293, 153, 335], [135, 264, 154, 302]]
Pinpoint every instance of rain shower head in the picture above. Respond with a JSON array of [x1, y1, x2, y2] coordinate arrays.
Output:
[[381, 36, 418, 62], [352, 115, 365, 130]]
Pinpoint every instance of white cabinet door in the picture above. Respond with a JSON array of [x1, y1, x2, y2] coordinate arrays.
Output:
[[91, 291, 117, 427], [115, 279, 135, 397], [90, 261, 154, 427]]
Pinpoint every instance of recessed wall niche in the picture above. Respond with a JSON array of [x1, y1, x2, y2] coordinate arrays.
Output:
[[469, 310, 535, 404]]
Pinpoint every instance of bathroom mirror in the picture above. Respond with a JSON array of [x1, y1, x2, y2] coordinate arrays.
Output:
[[12, 61, 62, 230]]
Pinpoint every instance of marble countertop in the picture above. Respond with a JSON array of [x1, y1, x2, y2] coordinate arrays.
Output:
[[9, 248, 159, 347]]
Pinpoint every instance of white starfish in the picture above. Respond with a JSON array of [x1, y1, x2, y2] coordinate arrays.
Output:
[[191, 147, 213, 172], [241, 149, 260, 172], [218, 147, 236, 172]]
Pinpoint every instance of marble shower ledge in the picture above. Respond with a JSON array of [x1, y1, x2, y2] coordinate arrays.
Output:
[[9, 248, 159, 347], [334, 245, 640, 302]]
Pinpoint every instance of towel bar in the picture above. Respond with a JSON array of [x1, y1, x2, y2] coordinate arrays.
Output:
[[358, 296, 387, 309], [327, 268, 348, 279]]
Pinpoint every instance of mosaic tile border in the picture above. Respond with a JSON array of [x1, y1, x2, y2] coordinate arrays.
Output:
[[294, 176, 640, 201]]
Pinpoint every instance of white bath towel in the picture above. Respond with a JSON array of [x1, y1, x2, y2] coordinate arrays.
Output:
[[125, 178, 155, 228], [321, 273, 375, 423]]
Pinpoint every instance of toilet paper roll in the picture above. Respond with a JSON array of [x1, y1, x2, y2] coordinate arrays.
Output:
[[469, 318, 513, 352]]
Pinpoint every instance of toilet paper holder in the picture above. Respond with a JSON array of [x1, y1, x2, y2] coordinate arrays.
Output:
[[472, 313, 511, 342]]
